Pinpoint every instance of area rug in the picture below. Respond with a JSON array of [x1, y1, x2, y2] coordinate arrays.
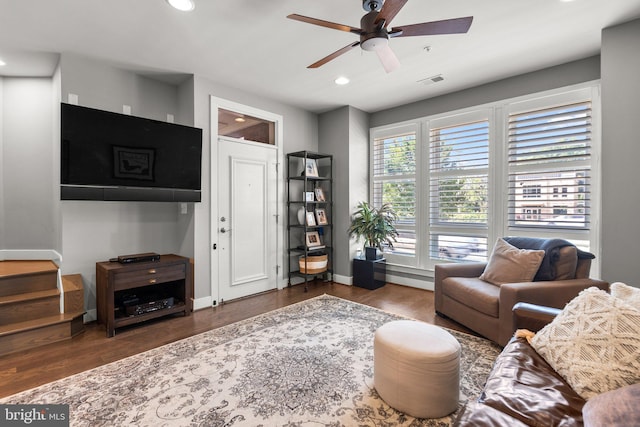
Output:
[[2, 295, 501, 426]]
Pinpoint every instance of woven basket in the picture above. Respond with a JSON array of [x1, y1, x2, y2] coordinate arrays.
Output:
[[299, 254, 328, 274]]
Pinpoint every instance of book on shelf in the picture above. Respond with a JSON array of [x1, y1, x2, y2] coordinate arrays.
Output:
[[297, 245, 326, 251]]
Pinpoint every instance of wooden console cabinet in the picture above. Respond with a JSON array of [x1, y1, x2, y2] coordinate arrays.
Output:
[[96, 254, 191, 337]]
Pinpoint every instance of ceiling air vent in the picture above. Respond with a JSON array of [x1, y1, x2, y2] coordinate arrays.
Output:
[[417, 74, 444, 85]]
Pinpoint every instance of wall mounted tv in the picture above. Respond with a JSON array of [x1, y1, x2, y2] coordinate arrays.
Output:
[[61, 103, 202, 202]]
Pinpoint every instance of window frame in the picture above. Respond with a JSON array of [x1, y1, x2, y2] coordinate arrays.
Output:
[[427, 109, 492, 266], [500, 86, 600, 261], [369, 82, 601, 275], [370, 122, 420, 267]]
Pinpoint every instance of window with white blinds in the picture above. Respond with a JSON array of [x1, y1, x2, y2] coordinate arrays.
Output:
[[369, 84, 599, 271], [372, 128, 417, 256], [429, 118, 490, 261], [508, 101, 592, 230]]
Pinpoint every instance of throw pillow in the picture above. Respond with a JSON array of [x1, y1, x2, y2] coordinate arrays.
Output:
[[531, 287, 640, 400], [479, 238, 545, 285], [611, 281, 640, 310]]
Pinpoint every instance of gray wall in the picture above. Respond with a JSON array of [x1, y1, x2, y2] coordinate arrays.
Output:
[[58, 54, 195, 315], [318, 107, 350, 277], [192, 75, 319, 304], [318, 106, 370, 279], [368, 56, 602, 283], [347, 107, 370, 269], [1, 77, 56, 249], [0, 51, 320, 316], [601, 18, 640, 286], [370, 56, 601, 128], [59, 55, 320, 311], [368, 20, 640, 287], [60, 55, 185, 123], [3, 17, 639, 311]]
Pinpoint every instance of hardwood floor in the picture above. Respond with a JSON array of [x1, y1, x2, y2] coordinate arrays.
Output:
[[0, 281, 474, 399]]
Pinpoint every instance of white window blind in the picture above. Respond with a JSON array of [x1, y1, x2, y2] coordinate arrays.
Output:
[[429, 119, 489, 261], [369, 84, 599, 272], [372, 130, 417, 256], [508, 101, 591, 230]]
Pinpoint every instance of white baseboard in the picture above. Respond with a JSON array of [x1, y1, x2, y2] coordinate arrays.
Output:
[[332, 272, 433, 290], [84, 308, 97, 323], [332, 273, 352, 285], [194, 296, 214, 310], [385, 272, 434, 291]]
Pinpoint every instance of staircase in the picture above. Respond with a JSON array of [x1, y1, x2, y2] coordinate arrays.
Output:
[[0, 260, 85, 357]]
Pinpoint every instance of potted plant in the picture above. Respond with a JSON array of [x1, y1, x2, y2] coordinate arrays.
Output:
[[348, 201, 399, 260]]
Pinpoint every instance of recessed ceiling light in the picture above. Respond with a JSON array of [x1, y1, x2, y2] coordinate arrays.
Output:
[[234, 117, 246, 123], [166, 0, 195, 12], [0, 59, 6, 67], [335, 76, 350, 85]]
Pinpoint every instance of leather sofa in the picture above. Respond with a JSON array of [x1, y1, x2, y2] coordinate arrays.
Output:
[[454, 302, 640, 426], [435, 241, 608, 346]]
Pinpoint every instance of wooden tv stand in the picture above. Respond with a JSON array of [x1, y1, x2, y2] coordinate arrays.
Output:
[[96, 254, 191, 337]]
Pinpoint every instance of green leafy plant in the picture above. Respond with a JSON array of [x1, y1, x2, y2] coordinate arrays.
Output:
[[348, 201, 399, 250]]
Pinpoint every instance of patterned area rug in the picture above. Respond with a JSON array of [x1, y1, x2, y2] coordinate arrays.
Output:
[[2, 295, 501, 426]]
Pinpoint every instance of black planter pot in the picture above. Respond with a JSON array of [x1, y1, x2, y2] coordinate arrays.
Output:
[[353, 258, 386, 290], [365, 247, 378, 260]]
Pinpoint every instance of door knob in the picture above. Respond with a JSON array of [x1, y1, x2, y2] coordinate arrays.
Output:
[[220, 227, 231, 233]]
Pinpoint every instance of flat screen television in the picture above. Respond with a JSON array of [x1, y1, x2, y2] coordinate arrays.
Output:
[[61, 103, 202, 202]]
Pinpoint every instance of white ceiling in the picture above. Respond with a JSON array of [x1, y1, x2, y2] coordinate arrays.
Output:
[[1, 0, 640, 113]]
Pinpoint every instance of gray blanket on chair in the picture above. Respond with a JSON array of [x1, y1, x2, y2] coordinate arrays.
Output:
[[504, 237, 595, 281]]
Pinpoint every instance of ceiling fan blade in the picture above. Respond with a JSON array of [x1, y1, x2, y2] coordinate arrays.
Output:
[[287, 14, 362, 35], [308, 42, 361, 69], [393, 16, 473, 37], [376, 44, 400, 73], [375, 0, 408, 27]]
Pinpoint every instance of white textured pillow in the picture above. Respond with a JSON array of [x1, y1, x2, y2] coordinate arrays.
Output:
[[479, 238, 545, 285], [531, 287, 640, 400], [611, 282, 640, 310]]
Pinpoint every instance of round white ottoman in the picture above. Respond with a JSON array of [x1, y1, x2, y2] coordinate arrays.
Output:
[[374, 320, 461, 419]]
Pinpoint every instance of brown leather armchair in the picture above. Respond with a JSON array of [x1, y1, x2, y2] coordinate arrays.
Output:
[[434, 244, 608, 346]]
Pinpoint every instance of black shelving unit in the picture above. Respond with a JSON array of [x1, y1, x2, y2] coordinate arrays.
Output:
[[286, 151, 333, 291]]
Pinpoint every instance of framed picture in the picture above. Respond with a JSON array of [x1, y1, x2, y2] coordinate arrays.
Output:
[[113, 146, 155, 180], [315, 208, 328, 225], [305, 231, 322, 247], [304, 191, 315, 202], [305, 211, 317, 226], [314, 188, 325, 202], [305, 158, 319, 177]]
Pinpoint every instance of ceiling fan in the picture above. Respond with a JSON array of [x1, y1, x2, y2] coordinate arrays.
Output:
[[287, 0, 473, 73]]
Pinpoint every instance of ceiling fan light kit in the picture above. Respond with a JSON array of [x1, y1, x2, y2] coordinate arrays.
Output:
[[287, 0, 473, 73], [166, 0, 195, 12], [360, 11, 390, 52]]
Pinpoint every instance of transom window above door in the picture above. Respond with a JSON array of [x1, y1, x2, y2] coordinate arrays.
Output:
[[218, 108, 275, 145]]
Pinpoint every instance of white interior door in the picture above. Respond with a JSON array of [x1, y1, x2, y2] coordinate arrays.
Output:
[[218, 138, 278, 301]]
